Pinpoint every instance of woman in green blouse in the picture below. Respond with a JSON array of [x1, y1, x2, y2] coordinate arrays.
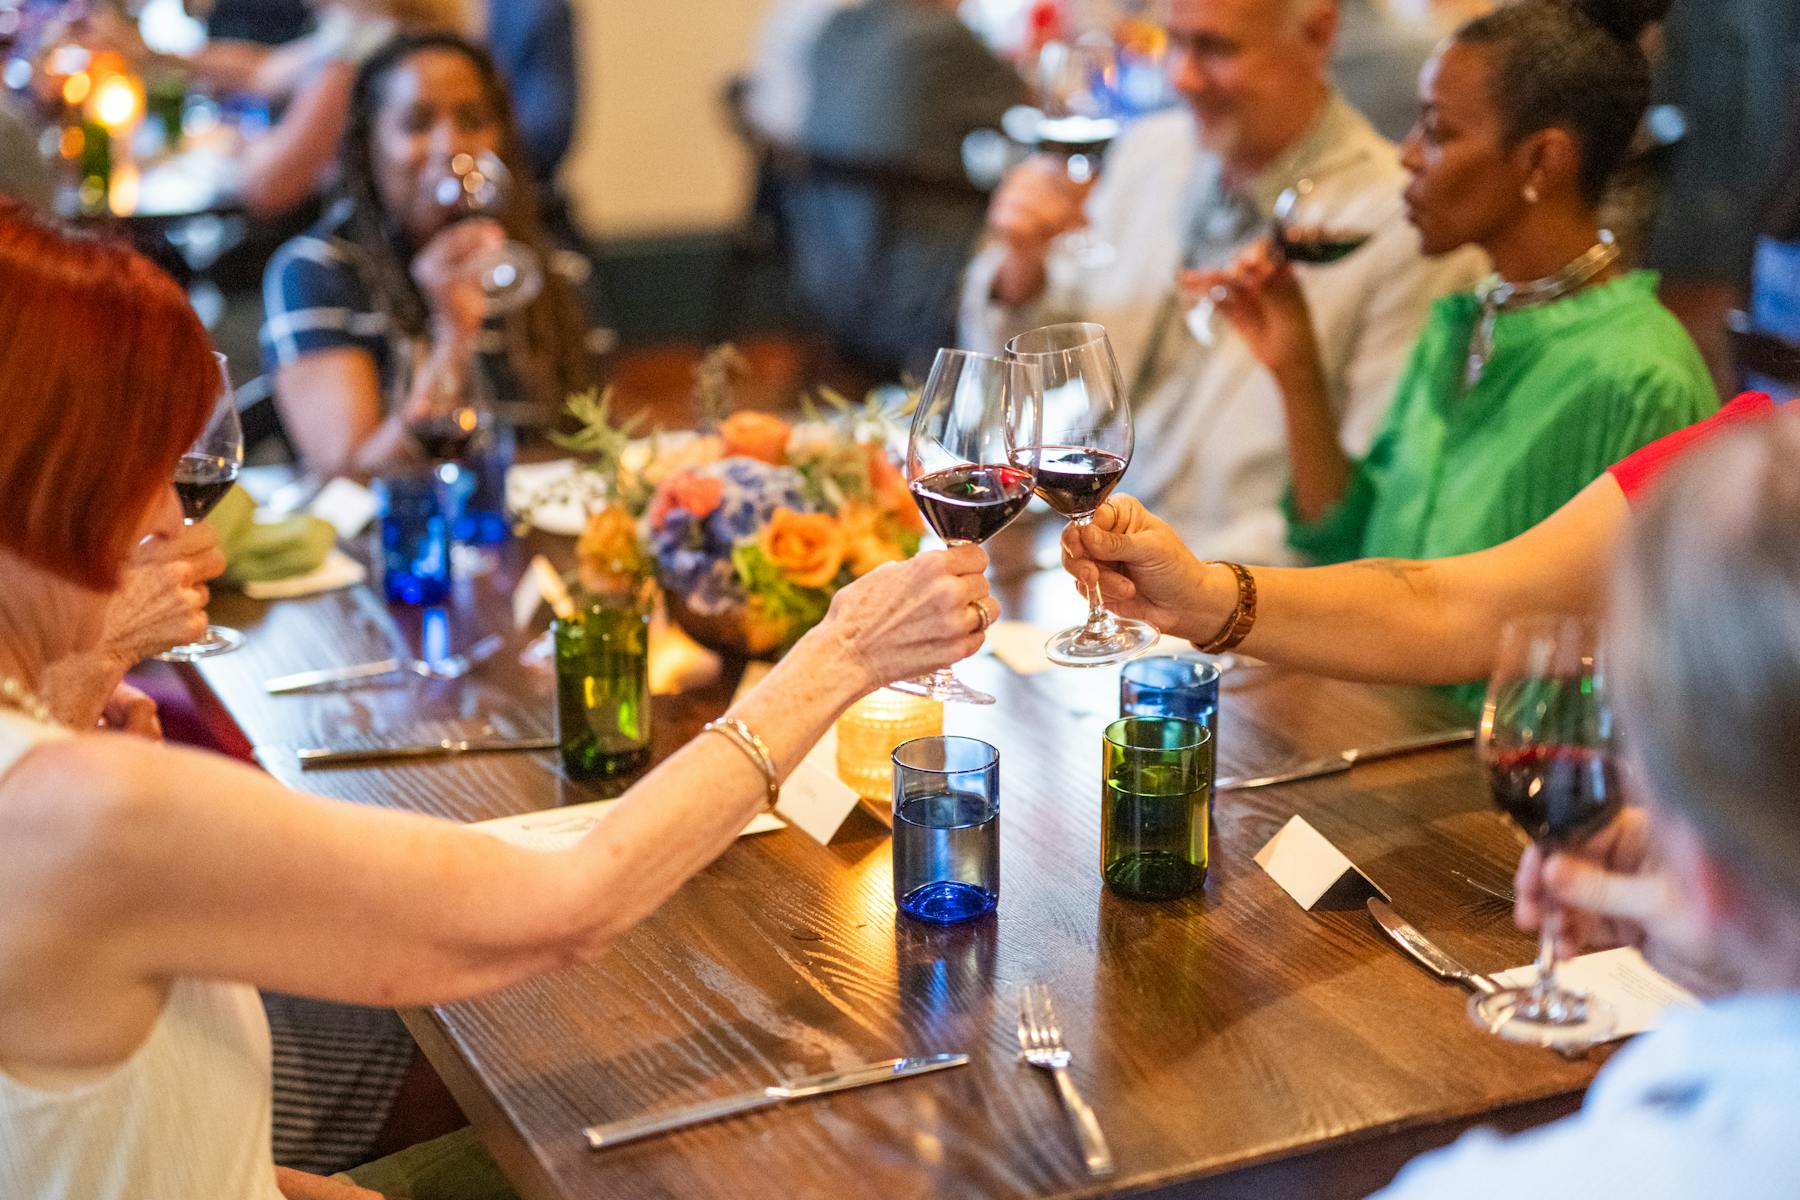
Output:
[[1193, 0, 1716, 566]]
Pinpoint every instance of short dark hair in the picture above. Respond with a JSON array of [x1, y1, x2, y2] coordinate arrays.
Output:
[[1453, 0, 1669, 205], [1614, 409, 1800, 906]]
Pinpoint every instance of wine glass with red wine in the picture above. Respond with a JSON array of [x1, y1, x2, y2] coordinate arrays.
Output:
[[157, 352, 244, 662], [1004, 322, 1157, 668], [1471, 615, 1621, 1049], [889, 349, 1043, 706]]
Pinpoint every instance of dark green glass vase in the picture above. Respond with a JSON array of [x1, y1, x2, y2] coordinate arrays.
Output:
[[554, 589, 652, 779]]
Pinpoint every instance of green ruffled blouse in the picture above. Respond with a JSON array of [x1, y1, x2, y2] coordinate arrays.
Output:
[[1286, 271, 1717, 566]]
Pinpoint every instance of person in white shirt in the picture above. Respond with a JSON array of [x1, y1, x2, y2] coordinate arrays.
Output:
[[1373, 412, 1800, 1198], [961, 0, 1484, 563]]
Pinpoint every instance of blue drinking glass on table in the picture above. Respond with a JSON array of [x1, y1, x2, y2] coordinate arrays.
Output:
[[892, 736, 1001, 924], [374, 474, 452, 605], [1121, 655, 1219, 786]]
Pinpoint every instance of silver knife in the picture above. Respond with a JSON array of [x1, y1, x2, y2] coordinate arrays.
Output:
[[1366, 898, 1499, 995], [1216, 728, 1474, 792], [296, 736, 559, 768], [267, 658, 406, 694], [584, 1053, 970, 1150]]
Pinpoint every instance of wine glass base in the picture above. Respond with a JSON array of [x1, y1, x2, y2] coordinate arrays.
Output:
[[1045, 617, 1159, 669], [889, 673, 996, 706], [1468, 986, 1615, 1050], [155, 625, 245, 662]]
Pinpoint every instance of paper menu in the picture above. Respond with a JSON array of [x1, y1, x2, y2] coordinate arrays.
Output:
[[473, 799, 784, 853], [1491, 947, 1697, 1040]]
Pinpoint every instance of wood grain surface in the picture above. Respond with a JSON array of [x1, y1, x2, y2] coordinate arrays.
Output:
[[191, 511, 1602, 1200]]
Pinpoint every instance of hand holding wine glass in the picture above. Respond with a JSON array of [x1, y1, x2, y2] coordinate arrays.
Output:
[[1005, 323, 1157, 667], [157, 352, 244, 662], [889, 349, 1042, 706], [1473, 615, 1622, 1049]]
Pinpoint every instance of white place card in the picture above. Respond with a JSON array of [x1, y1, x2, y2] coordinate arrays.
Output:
[[309, 477, 380, 540], [1491, 947, 1697, 1040], [775, 724, 864, 845], [473, 797, 784, 852], [1254, 815, 1390, 910]]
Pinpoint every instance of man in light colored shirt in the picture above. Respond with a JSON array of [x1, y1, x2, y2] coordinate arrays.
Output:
[[743, 0, 860, 147], [960, 0, 1483, 563], [1373, 414, 1800, 1198]]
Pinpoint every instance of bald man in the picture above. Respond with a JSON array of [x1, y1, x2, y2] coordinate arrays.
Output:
[[960, 0, 1484, 564]]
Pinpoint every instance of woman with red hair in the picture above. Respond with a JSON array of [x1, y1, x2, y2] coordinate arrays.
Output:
[[0, 202, 1000, 1198]]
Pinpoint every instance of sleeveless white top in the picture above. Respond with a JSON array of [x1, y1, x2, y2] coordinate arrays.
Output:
[[0, 709, 284, 1199]]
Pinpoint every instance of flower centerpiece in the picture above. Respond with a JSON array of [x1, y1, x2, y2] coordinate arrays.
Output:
[[547, 348, 923, 658]]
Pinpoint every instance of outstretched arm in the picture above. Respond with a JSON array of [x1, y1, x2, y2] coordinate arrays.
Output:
[[1063, 475, 1627, 684]]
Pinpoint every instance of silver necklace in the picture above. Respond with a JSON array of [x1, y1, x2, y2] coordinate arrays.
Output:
[[1465, 230, 1620, 389], [0, 675, 54, 725]]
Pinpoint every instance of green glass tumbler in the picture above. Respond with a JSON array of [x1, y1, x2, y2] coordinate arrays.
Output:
[[554, 588, 652, 779], [1101, 717, 1212, 900]]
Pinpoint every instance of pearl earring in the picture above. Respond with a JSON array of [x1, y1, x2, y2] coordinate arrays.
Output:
[[1523, 184, 1541, 204]]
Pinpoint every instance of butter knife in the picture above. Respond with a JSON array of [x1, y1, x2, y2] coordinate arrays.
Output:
[[1216, 728, 1474, 792], [1366, 898, 1498, 994], [296, 735, 559, 768], [584, 1053, 970, 1150]]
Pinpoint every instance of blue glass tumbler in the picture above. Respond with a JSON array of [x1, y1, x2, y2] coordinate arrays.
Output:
[[1121, 655, 1219, 787], [892, 736, 1000, 924], [374, 474, 451, 605]]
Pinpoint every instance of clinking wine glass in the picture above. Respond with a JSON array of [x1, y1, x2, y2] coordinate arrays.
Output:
[[434, 150, 544, 317], [158, 352, 244, 662], [889, 349, 1043, 707], [1004, 322, 1157, 668], [1471, 615, 1621, 1050], [1184, 177, 1377, 346]]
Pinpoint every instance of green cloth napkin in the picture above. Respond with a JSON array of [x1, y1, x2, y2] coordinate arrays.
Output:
[[204, 484, 337, 584]]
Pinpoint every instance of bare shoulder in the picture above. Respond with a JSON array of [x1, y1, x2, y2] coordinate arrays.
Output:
[[0, 734, 247, 895]]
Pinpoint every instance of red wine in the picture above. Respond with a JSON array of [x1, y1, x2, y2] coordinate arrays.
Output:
[[1017, 446, 1126, 517], [173, 453, 239, 521], [1487, 745, 1621, 847], [909, 465, 1035, 545], [1275, 228, 1372, 264], [412, 411, 479, 461]]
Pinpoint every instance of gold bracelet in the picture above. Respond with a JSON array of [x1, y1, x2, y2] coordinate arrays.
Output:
[[1193, 561, 1257, 655], [703, 718, 781, 813]]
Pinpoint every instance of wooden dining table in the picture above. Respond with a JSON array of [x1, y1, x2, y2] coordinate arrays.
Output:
[[188, 513, 1606, 1200]]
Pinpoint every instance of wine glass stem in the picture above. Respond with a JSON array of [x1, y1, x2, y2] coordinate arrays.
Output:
[[1070, 514, 1115, 637], [1530, 906, 1563, 1002]]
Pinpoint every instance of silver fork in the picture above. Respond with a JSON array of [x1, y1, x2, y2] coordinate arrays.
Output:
[[1017, 983, 1114, 1178]]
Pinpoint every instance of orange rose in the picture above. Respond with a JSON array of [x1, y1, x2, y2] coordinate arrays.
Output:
[[838, 502, 907, 577], [721, 411, 792, 465], [866, 443, 924, 532], [760, 508, 846, 589]]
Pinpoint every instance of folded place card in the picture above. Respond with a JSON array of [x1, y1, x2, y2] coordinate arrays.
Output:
[[775, 724, 865, 845], [1254, 815, 1390, 910], [1490, 947, 1697, 1040], [473, 797, 784, 852]]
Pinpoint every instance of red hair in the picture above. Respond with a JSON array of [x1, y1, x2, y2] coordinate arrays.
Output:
[[0, 200, 215, 589]]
